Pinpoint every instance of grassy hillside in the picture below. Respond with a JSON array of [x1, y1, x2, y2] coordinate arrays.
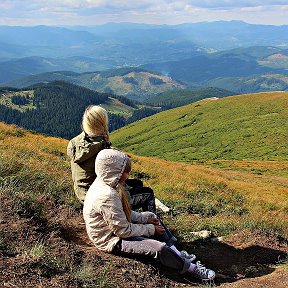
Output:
[[111, 92, 288, 162], [1, 122, 287, 287]]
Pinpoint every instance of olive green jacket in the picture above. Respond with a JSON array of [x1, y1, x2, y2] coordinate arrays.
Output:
[[67, 132, 110, 202]]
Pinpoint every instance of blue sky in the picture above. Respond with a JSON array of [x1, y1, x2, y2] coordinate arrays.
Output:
[[0, 0, 288, 26]]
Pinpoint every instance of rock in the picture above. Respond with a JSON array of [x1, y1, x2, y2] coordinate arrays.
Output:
[[190, 230, 212, 239]]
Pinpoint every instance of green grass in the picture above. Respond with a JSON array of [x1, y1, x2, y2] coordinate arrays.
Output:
[[111, 92, 288, 162], [0, 90, 35, 111], [101, 97, 135, 117]]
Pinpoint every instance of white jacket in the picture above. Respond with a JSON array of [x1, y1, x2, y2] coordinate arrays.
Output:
[[83, 149, 155, 252]]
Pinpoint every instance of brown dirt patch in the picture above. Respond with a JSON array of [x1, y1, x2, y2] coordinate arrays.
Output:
[[1, 191, 287, 288]]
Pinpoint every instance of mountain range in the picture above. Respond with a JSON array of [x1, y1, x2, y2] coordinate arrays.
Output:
[[2, 68, 186, 101], [2, 45, 288, 96], [1, 21, 287, 61], [142, 46, 288, 87], [1, 22, 288, 83]]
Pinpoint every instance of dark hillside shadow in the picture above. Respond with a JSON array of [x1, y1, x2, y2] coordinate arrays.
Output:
[[179, 239, 287, 284], [60, 223, 287, 285], [130, 240, 286, 285]]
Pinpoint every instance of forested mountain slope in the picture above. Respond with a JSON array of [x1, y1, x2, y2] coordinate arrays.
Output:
[[145, 87, 235, 109], [0, 81, 158, 139]]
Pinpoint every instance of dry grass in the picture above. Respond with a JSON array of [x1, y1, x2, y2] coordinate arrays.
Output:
[[1, 121, 288, 287], [1, 121, 287, 240], [130, 154, 288, 239]]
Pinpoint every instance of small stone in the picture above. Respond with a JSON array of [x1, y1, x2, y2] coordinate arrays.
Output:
[[190, 230, 212, 238]]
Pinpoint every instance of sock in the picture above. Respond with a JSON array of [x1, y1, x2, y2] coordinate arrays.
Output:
[[188, 263, 197, 272], [169, 245, 197, 273], [169, 245, 181, 256]]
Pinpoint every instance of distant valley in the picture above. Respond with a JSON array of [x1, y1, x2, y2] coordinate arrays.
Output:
[[2, 46, 288, 97]]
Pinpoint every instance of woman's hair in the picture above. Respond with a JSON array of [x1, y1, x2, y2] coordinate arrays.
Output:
[[123, 157, 132, 174], [82, 105, 109, 141], [117, 158, 132, 222]]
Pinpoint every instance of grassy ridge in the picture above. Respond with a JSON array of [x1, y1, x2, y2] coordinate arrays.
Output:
[[111, 92, 288, 162]]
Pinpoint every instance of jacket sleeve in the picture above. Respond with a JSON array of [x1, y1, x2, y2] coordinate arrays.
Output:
[[131, 211, 157, 224], [67, 140, 75, 160], [67, 139, 105, 163], [99, 194, 155, 238]]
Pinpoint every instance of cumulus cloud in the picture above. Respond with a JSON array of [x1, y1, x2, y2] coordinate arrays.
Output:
[[183, 0, 288, 9], [0, 0, 287, 25]]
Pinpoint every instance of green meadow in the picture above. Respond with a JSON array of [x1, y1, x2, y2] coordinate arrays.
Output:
[[111, 92, 288, 162]]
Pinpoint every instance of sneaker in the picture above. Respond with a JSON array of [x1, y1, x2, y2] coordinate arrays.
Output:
[[191, 261, 215, 280], [180, 250, 196, 262]]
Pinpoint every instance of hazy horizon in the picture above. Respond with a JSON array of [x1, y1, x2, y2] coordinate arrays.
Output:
[[0, 1, 287, 27]]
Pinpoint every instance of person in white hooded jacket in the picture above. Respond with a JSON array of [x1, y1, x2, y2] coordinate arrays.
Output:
[[83, 149, 215, 281]]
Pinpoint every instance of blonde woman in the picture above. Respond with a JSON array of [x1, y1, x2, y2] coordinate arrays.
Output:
[[67, 105, 111, 202], [67, 105, 156, 213]]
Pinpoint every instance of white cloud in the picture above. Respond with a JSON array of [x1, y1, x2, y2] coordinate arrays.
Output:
[[184, 1, 288, 9], [0, 0, 287, 26]]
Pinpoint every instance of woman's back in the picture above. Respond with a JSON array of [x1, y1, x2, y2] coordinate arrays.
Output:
[[67, 132, 108, 201]]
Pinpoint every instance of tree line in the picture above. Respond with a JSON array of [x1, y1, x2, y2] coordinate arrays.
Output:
[[0, 81, 159, 139]]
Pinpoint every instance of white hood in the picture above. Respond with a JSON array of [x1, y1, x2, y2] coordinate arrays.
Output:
[[95, 149, 128, 188]]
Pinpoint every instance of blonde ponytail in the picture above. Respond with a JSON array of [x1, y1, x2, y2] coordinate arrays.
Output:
[[116, 184, 132, 222], [116, 158, 132, 222]]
